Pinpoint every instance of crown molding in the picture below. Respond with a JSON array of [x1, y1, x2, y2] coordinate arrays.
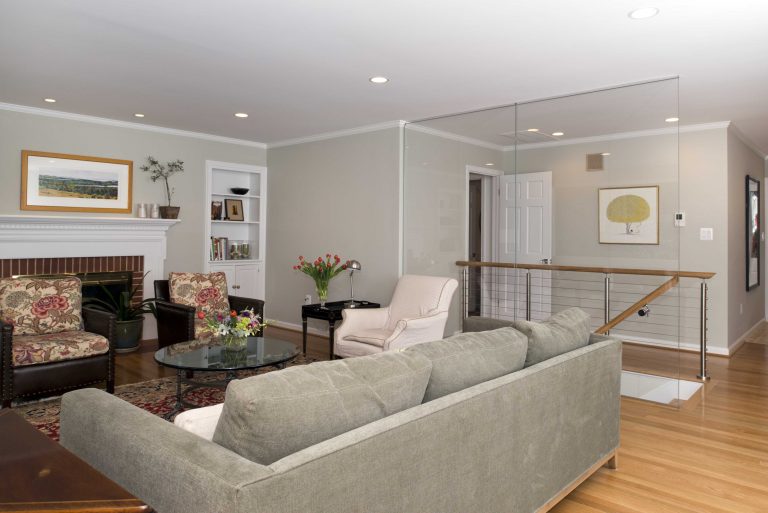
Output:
[[268, 120, 407, 148], [504, 122, 732, 151], [0, 102, 268, 149], [403, 124, 504, 151], [727, 123, 768, 160]]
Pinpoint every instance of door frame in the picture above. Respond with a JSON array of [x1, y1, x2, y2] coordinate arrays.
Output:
[[465, 165, 503, 262]]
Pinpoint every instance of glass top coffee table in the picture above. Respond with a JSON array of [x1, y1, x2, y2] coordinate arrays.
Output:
[[154, 336, 300, 419]]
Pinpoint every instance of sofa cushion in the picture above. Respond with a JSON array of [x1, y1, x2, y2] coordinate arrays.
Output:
[[343, 327, 394, 347], [0, 276, 82, 336], [212, 350, 432, 465], [512, 307, 592, 367], [168, 272, 229, 318], [174, 403, 223, 441], [463, 316, 515, 333], [405, 327, 528, 402], [12, 330, 109, 367]]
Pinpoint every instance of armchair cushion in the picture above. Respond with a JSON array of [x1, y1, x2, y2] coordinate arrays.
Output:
[[168, 272, 229, 318], [0, 276, 82, 336], [343, 327, 394, 347], [12, 330, 109, 367]]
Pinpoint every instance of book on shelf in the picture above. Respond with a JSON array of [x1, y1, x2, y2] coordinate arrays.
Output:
[[210, 236, 228, 261]]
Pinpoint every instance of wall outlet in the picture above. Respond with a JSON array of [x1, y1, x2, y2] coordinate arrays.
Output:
[[304, 294, 312, 305], [700, 227, 714, 241]]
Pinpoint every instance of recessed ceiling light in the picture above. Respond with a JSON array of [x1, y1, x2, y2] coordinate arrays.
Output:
[[665, 117, 679, 123], [133, 113, 145, 118], [369, 76, 389, 84], [43, 98, 56, 103], [485, 163, 495, 166], [601, 152, 611, 156], [552, 132, 564, 136], [527, 128, 539, 132], [234, 112, 249, 118], [628, 7, 659, 19]]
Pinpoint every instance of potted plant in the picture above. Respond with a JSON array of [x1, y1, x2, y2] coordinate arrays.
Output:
[[85, 275, 157, 352], [140, 156, 184, 219], [293, 254, 348, 307]]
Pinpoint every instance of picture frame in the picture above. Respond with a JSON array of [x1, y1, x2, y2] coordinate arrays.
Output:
[[21, 150, 133, 213], [224, 198, 244, 221], [211, 201, 223, 220], [746, 175, 760, 291], [598, 185, 659, 245]]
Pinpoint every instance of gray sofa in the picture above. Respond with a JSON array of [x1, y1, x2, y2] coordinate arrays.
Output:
[[60, 322, 621, 513]]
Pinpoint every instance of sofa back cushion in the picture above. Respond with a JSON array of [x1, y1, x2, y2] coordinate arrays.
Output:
[[212, 350, 432, 465], [463, 316, 515, 333], [168, 272, 229, 318], [512, 307, 592, 367], [0, 276, 82, 335], [405, 327, 528, 402]]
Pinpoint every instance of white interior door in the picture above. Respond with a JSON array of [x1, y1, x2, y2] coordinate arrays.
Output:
[[497, 171, 552, 320]]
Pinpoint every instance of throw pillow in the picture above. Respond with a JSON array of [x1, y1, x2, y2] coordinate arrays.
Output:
[[168, 272, 229, 318], [512, 307, 592, 367], [212, 350, 433, 465], [405, 327, 528, 402], [0, 276, 82, 336]]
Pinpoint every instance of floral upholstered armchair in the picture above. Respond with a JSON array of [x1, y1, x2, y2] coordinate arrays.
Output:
[[0, 276, 116, 407], [153, 272, 265, 349]]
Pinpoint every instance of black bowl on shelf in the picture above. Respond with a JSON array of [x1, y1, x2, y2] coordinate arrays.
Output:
[[230, 187, 250, 195]]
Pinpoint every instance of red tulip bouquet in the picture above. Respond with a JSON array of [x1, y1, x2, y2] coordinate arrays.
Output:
[[293, 254, 348, 306]]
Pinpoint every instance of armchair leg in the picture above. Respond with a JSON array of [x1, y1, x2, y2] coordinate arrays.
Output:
[[106, 378, 115, 394]]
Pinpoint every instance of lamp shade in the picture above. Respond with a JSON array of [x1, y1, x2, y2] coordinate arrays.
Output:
[[348, 260, 362, 271]]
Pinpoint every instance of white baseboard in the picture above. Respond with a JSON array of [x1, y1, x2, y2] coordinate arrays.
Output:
[[269, 319, 328, 337], [728, 319, 765, 356], [614, 332, 729, 356]]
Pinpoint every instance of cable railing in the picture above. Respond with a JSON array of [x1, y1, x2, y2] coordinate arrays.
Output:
[[457, 261, 715, 381]]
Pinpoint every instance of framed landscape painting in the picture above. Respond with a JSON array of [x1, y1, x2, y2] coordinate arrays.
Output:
[[21, 150, 133, 213], [598, 185, 659, 245]]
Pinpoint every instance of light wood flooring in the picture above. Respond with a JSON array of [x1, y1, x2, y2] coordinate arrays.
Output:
[[116, 325, 768, 513]]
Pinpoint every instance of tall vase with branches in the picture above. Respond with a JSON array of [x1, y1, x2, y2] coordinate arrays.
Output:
[[140, 156, 184, 219]]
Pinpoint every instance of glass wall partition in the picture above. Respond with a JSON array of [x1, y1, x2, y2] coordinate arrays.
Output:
[[403, 78, 708, 405]]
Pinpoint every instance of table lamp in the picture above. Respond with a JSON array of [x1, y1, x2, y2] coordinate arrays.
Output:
[[345, 260, 362, 308]]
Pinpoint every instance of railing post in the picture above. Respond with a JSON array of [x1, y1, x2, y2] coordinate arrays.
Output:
[[461, 267, 469, 331], [697, 280, 710, 381], [525, 270, 532, 321], [603, 274, 611, 335]]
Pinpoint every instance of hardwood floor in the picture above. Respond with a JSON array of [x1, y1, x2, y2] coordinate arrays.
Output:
[[116, 326, 768, 512]]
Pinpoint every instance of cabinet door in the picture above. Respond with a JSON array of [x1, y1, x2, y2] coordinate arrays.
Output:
[[254, 261, 265, 299], [234, 264, 259, 298], [210, 264, 237, 297]]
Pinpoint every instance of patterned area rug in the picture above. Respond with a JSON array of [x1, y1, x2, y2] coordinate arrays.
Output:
[[14, 354, 316, 441]]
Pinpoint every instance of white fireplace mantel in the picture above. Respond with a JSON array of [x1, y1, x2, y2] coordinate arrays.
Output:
[[0, 215, 180, 338]]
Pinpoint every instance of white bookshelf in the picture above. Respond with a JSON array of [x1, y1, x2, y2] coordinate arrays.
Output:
[[204, 161, 267, 299]]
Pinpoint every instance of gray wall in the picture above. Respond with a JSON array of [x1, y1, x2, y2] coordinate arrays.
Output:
[[266, 128, 401, 331], [727, 127, 766, 345], [0, 109, 266, 275], [403, 127, 503, 335]]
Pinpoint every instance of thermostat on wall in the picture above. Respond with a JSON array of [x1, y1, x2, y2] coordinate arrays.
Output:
[[674, 211, 685, 227]]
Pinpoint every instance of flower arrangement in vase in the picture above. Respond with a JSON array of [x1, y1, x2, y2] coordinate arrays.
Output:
[[293, 254, 348, 307], [198, 307, 266, 347]]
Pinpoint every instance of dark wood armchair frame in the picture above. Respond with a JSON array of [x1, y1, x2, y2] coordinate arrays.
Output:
[[1, 306, 117, 408], [153, 280, 265, 349]]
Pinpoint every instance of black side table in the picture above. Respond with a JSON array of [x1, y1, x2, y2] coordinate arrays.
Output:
[[302, 300, 381, 359]]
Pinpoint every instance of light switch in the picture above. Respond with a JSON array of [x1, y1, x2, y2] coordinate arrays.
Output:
[[674, 211, 686, 227], [700, 228, 714, 241]]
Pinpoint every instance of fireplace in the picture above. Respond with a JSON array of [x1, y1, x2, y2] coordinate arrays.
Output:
[[12, 270, 136, 307]]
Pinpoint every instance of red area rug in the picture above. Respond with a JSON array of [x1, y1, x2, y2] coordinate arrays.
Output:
[[14, 354, 316, 440]]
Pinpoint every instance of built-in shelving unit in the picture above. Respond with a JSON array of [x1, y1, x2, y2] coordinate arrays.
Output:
[[204, 161, 266, 299]]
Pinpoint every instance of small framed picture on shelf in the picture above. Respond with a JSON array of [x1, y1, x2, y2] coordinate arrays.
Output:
[[225, 198, 244, 221], [211, 201, 223, 220]]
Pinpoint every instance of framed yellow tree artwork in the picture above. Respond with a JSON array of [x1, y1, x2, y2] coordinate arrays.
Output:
[[598, 185, 659, 244]]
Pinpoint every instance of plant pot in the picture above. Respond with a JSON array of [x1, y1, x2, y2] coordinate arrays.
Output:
[[159, 206, 180, 219], [114, 317, 144, 353]]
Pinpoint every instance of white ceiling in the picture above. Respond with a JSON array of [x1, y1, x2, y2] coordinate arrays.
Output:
[[1, 0, 767, 153]]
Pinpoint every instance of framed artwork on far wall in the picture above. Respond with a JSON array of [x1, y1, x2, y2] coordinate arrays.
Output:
[[746, 175, 760, 291], [224, 198, 244, 221], [598, 185, 659, 245], [21, 150, 133, 213]]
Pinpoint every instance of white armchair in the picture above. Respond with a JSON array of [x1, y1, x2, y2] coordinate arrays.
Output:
[[334, 274, 459, 358]]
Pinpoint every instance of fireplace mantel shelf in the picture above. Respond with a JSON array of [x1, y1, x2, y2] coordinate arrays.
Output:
[[0, 215, 180, 230]]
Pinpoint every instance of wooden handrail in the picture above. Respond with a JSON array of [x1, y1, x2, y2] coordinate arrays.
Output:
[[594, 276, 679, 335], [455, 260, 715, 280]]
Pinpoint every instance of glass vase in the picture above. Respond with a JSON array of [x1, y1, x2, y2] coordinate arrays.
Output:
[[222, 333, 248, 349], [315, 280, 329, 307]]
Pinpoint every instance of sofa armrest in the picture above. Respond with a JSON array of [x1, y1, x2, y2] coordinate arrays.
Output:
[[335, 307, 390, 343], [82, 306, 117, 342], [154, 299, 195, 348], [60, 388, 274, 513], [384, 312, 449, 351]]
